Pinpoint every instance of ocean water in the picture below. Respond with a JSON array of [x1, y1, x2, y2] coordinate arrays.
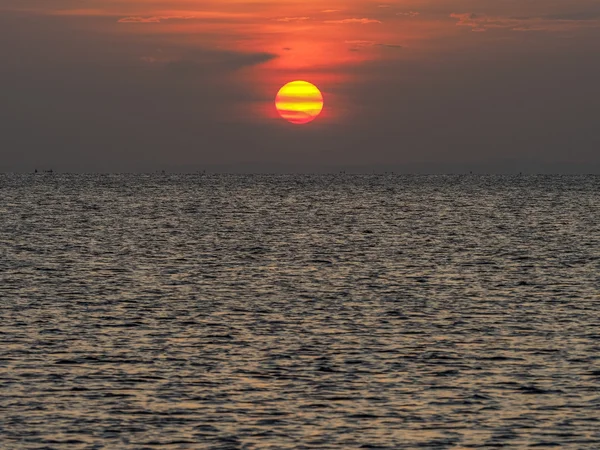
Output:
[[1, 174, 599, 449]]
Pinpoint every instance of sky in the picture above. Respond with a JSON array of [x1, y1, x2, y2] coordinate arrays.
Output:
[[1, 0, 600, 173]]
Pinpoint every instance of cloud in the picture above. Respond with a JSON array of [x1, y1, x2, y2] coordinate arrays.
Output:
[[451, 12, 600, 32], [165, 50, 278, 74], [325, 18, 381, 25], [397, 11, 420, 18], [138, 48, 278, 72], [118, 15, 194, 23], [345, 40, 376, 46], [544, 12, 600, 21], [345, 40, 402, 51], [275, 17, 310, 22], [50, 9, 111, 17]]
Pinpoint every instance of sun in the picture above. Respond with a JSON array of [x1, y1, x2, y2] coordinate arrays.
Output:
[[275, 81, 324, 125]]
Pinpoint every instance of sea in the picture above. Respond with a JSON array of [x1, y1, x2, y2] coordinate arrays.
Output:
[[1, 174, 599, 449]]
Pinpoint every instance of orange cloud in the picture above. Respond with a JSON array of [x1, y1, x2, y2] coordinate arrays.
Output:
[[276, 17, 310, 23], [118, 15, 194, 23], [397, 11, 420, 18], [345, 40, 376, 46], [324, 18, 381, 24]]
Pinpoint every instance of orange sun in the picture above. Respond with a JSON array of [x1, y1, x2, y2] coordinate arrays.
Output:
[[275, 81, 324, 125]]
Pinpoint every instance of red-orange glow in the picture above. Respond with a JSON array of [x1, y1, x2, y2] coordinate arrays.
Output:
[[55, 1, 459, 124]]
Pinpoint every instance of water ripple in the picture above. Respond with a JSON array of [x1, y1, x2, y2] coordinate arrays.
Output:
[[0, 174, 599, 449]]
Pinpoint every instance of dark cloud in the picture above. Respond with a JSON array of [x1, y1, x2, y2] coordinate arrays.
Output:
[[451, 12, 600, 32], [0, 12, 276, 171], [376, 44, 403, 49], [345, 41, 402, 51], [543, 11, 600, 21], [165, 50, 278, 74]]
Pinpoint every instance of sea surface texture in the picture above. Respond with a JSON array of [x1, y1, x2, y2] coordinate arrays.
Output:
[[1, 174, 599, 449]]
